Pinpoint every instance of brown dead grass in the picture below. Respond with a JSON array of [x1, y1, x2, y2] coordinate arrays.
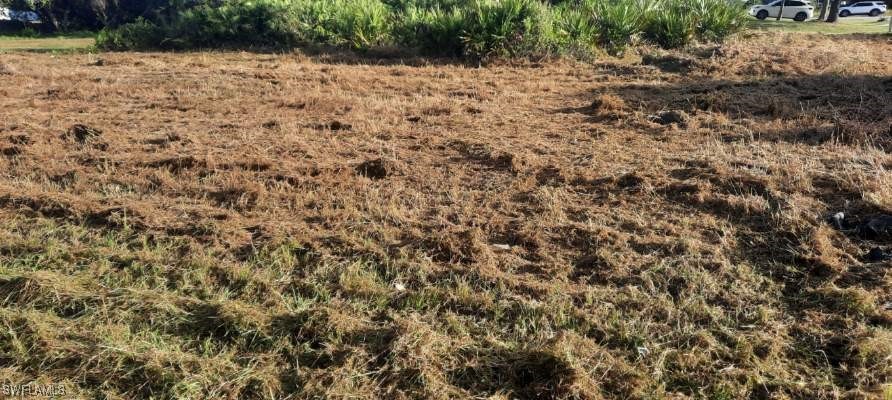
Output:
[[0, 33, 891, 399]]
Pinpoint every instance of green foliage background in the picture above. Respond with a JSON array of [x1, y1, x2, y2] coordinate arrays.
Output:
[[91, 0, 749, 58]]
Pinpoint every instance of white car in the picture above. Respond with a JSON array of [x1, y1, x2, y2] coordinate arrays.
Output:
[[0, 7, 40, 22], [839, 1, 887, 16], [750, 0, 816, 21]]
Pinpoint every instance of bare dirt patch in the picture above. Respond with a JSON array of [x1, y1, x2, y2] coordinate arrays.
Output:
[[0, 33, 890, 399]]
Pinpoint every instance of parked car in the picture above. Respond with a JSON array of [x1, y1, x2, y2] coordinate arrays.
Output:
[[0, 7, 41, 23], [838, 1, 887, 16], [750, 0, 816, 20]]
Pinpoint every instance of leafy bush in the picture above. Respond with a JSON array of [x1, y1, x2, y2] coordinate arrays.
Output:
[[174, 0, 299, 47], [641, 0, 745, 49], [98, 0, 391, 50], [644, 0, 696, 49], [394, 6, 467, 56], [462, 0, 555, 60], [96, 0, 750, 55], [96, 18, 166, 50], [98, 0, 300, 50], [384, 0, 471, 12], [587, 0, 646, 55], [552, 2, 598, 53], [312, 0, 391, 49], [691, 0, 747, 42]]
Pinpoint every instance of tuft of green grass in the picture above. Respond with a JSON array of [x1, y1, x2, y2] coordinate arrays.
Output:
[[0, 36, 96, 52]]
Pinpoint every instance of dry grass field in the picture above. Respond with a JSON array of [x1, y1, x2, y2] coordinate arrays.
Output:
[[0, 33, 891, 399]]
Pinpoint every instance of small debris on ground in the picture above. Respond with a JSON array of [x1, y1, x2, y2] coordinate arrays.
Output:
[[827, 212, 892, 237], [1, 146, 21, 156], [648, 110, 688, 127], [858, 215, 892, 239], [6, 134, 31, 145], [642, 53, 694, 73], [66, 124, 102, 144], [830, 212, 847, 230], [864, 247, 892, 262], [328, 121, 351, 131], [356, 158, 388, 180], [636, 346, 650, 357], [491, 243, 511, 252]]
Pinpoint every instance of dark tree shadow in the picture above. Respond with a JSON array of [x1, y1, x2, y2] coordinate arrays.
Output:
[[447, 348, 574, 399]]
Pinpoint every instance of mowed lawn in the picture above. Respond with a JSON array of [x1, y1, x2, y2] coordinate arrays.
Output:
[[0, 35, 95, 51], [749, 14, 892, 34]]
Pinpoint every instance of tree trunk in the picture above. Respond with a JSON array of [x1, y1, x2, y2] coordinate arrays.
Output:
[[826, 0, 841, 22], [777, 0, 786, 20], [818, 0, 829, 20]]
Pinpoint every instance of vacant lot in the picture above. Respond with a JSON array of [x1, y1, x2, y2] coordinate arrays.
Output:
[[0, 33, 891, 399]]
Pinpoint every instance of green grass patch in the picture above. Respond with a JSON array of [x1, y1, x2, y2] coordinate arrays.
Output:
[[0, 35, 96, 51], [748, 16, 892, 34]]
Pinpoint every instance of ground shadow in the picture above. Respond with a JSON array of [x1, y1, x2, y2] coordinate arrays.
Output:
[[570, 73, 892, 149], [558, 70, 892, 392]]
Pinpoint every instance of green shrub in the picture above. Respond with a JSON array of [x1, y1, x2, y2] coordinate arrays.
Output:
[[394, 6, 467, 56], [588, 0, 646, 55], [95, 0, 749, 55], [173, 0, 298, 48], [644, 0, 695, 49], [287, 0, 390, 49], [99, 0, 300, 50], [96, 18, 165, 50], [641, 0, 743, 49], [98, 0, 391, 50], [462, 0, 555, 61], [691, 0, 747, 42], [320, 0, 392, 49], [287, 0, 335, 43], [385, 0, 472, 12], [552, 2, 598, 52]]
